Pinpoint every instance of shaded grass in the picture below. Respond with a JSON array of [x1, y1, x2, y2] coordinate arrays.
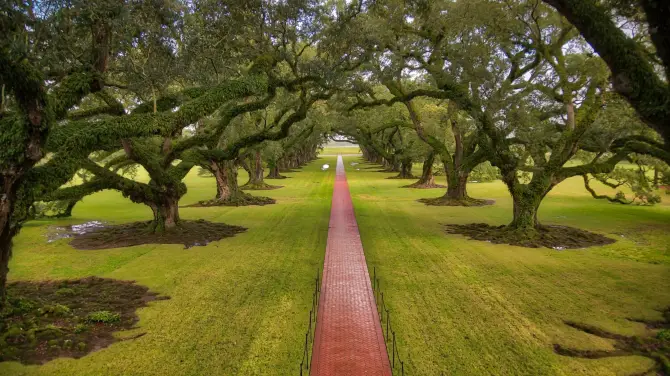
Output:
[[345, 156, 670, 376], [0, 157, 335, 376], [320, 146, 361, 155]]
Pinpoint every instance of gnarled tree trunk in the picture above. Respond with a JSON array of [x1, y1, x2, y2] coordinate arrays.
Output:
[[241, 151, 274, 189], [266, 165, 286, 179], [405, 153, 444, 188], [501, 171, 555, 232], [446, 171, 470, 200], [212, 160, 240, 201], [391, 158, 415, 179], [194, 160, 275, 207], [149, 196, 180, 232]]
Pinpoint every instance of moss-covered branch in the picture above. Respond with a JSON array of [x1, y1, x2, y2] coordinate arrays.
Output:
[[542, 0, 670, 145]]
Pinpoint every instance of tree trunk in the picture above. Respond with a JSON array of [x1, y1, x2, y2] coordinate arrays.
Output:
[[406, 153, 443, 188], [391, 159, 415, 179], [60, 200, 77, 218], [446, 171, 469, 200], [245, 151, 265, 186], [0, 216, 12, 310], [149, 197, 180, 232], [503, 173, 555, 231], [211, 160, 238, 201], [0, 181, 17, 310], [240, 151, 277, 190], [266, 165, 286, 179], [509, 193, 542, 230], [383, 158, 401, 172]]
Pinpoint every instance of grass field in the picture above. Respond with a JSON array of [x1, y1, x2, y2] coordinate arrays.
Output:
[[1, 158, 336, 376], [345, 156, 670, 375], [2, 154, 669, 375], [320, 146, 361, 155]]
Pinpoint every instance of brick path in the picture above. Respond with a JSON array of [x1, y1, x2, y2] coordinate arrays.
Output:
[[311, 156, 392, 376]]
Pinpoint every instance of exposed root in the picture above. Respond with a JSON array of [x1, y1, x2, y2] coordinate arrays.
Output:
[[444, 223, 615, 249], [419, 197, 494, 207]]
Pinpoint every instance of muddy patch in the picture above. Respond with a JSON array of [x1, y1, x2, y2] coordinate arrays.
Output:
[[59, 220, 246, 250], [45, 221, 107, 243], [0, 277, 168, 365], [445, 223, 615, 249], [554, 308, 670, 375]]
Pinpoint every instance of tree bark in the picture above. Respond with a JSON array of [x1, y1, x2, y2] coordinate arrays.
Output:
[[245, 151, 265, 186], [211, 160, 237, 201], [509, 194, 541, 230], [0, 211, 13, 310], [149, 196, 180, 232], [0, 176, 18, 309], [58, 200, 78, 218], [446, 171, 470, 200], [406, 153, 443, 188], [391, 159, 414, 178], [266, 165, 286, 179], [501, 172, 556, 231]]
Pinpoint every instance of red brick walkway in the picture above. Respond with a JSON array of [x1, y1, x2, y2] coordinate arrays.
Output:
[[311, 156, 392, 376]]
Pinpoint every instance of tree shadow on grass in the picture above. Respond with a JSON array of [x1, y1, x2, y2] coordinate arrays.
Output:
[[554, 308, 670, 375]]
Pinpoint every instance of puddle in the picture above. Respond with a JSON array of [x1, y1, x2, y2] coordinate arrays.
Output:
[[45, 221, 107, 243]]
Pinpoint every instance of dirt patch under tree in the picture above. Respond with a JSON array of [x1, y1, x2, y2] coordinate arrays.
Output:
[[444, 223, 615, 249], [182, 194, 276, 208], [61, 220, 246, 250], [240, 183, 283, 190], [402, 182, 447, 189], [0, 277, 168, 365], [419, 197, 494, 206], [554, 307, 670, 375]]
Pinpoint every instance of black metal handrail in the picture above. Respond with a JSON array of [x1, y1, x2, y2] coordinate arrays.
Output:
[[299, 269, 321, 375], [372, 267, 406, 375]]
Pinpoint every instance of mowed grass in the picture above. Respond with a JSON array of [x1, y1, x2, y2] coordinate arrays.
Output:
[[320, 146, 361, 155], [344, 156, 670, 376], [1, 157, 336, 376]]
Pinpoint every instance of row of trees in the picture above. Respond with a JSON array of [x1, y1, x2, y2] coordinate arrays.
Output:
[[0, 0, 363, 307], [330, 0, 668, 232], [1, 0, 669, 307]]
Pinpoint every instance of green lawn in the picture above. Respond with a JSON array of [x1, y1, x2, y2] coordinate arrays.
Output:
[[345, 156, 670, 375], [1, 157, 336, 376], [3, 154, 669, 375], [320, 146, 361, 155]]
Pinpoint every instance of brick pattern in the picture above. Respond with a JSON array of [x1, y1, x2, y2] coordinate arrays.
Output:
[[311, 156, 392, 376]]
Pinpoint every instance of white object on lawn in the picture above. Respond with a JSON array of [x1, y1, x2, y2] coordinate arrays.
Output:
[[322, 164, 330, 170]]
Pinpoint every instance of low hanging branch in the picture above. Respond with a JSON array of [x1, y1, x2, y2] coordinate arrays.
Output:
[[581, 174, 632, 205]]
